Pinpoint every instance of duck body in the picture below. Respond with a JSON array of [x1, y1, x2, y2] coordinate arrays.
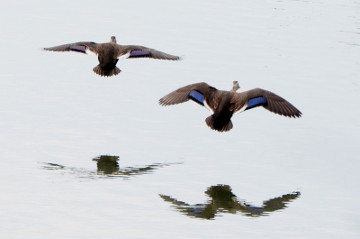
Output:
[[44, 36, 180, 77], [93, 42, 120, 76], [205, 90, 236, 131], [159, 82, 302, 132]]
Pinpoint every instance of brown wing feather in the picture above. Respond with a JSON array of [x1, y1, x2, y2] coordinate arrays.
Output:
[[159, 82, 215, 106], [43, 42, 98, 54], [120, 45, 180, 60], [233, 88, 302, 117]]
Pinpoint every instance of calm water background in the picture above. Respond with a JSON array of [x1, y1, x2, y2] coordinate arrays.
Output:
[[1, 0, 359, 238]]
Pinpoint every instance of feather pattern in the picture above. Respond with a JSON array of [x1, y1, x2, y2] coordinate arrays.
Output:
[[44, 42, 98, 54], [233, 88, 302, 118], [121, 45, 180, 60]]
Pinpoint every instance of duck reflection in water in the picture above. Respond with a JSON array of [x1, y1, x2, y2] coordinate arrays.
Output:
[[93, 155, 120, 174], [42, 155, 179, 179], [92, 155, 178, 177], [160, 184, 300, 219]]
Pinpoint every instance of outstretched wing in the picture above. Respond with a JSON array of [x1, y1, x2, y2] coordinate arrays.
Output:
[[159, 82, 217, 108], [44, 41, 98, 54], [263, 192, 301, 213], [233, 88, 302, 118], [120, 45, 180, 60]]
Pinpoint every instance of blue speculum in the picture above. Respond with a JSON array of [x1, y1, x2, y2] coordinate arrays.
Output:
[[130, 50, 151, 57], [246, 96, 267, 110], [189, 90, 204, 105], [69, 45, 87, 53]]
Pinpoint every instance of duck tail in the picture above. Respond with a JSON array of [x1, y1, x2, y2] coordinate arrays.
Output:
[[93, 65, 121, 77], [205, 115, 233, 132]]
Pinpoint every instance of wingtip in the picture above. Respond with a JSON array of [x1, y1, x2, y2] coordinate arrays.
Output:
[[158, 98, 170, 106], [292, 108, 302, 118], [161, 55, 181, 61], [290, 112, 302, 118]]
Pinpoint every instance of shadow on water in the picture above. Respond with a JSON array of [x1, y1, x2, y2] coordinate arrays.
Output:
[[160, 184, 300, 219], [41, 155, 182, 179]]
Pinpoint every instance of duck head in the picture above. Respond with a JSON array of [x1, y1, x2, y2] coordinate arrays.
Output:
[[231, 81, 240, 92]]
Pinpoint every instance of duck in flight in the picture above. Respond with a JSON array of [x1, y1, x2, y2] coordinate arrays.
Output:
[[43, 36, 180, 76], [159, 81, 302, 132]]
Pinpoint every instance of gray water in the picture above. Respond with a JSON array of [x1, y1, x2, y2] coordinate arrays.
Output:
[[1, 0, 359, 238]]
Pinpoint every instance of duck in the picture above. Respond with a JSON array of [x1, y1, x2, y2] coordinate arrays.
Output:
[[43, 36, 180, 76], [159, 81, 302, 132]]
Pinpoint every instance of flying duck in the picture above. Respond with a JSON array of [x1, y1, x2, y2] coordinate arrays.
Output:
[[159, 81, 302, 132], [44, 36, 180, 76]]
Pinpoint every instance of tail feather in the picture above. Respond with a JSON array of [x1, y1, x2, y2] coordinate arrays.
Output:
[[205, 115, 233, 132], [93, 65, 121, 77]]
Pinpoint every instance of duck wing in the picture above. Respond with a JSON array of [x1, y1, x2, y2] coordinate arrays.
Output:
[[262, 192, 301, 213], [119, 45, 180, 60], [233, 88, 302, 118], [159, 82, 218, 109], [44, 41, 98, 54]]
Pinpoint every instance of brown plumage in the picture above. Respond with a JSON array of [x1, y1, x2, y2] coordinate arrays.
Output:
[[159, 82, 302, 132], [43, 36, 180, 77]]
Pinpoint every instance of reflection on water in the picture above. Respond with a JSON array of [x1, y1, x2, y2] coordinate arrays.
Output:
[[41, 155, 181, 179], [160, 184, 300, 219], [93, 155, 120, 174]]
